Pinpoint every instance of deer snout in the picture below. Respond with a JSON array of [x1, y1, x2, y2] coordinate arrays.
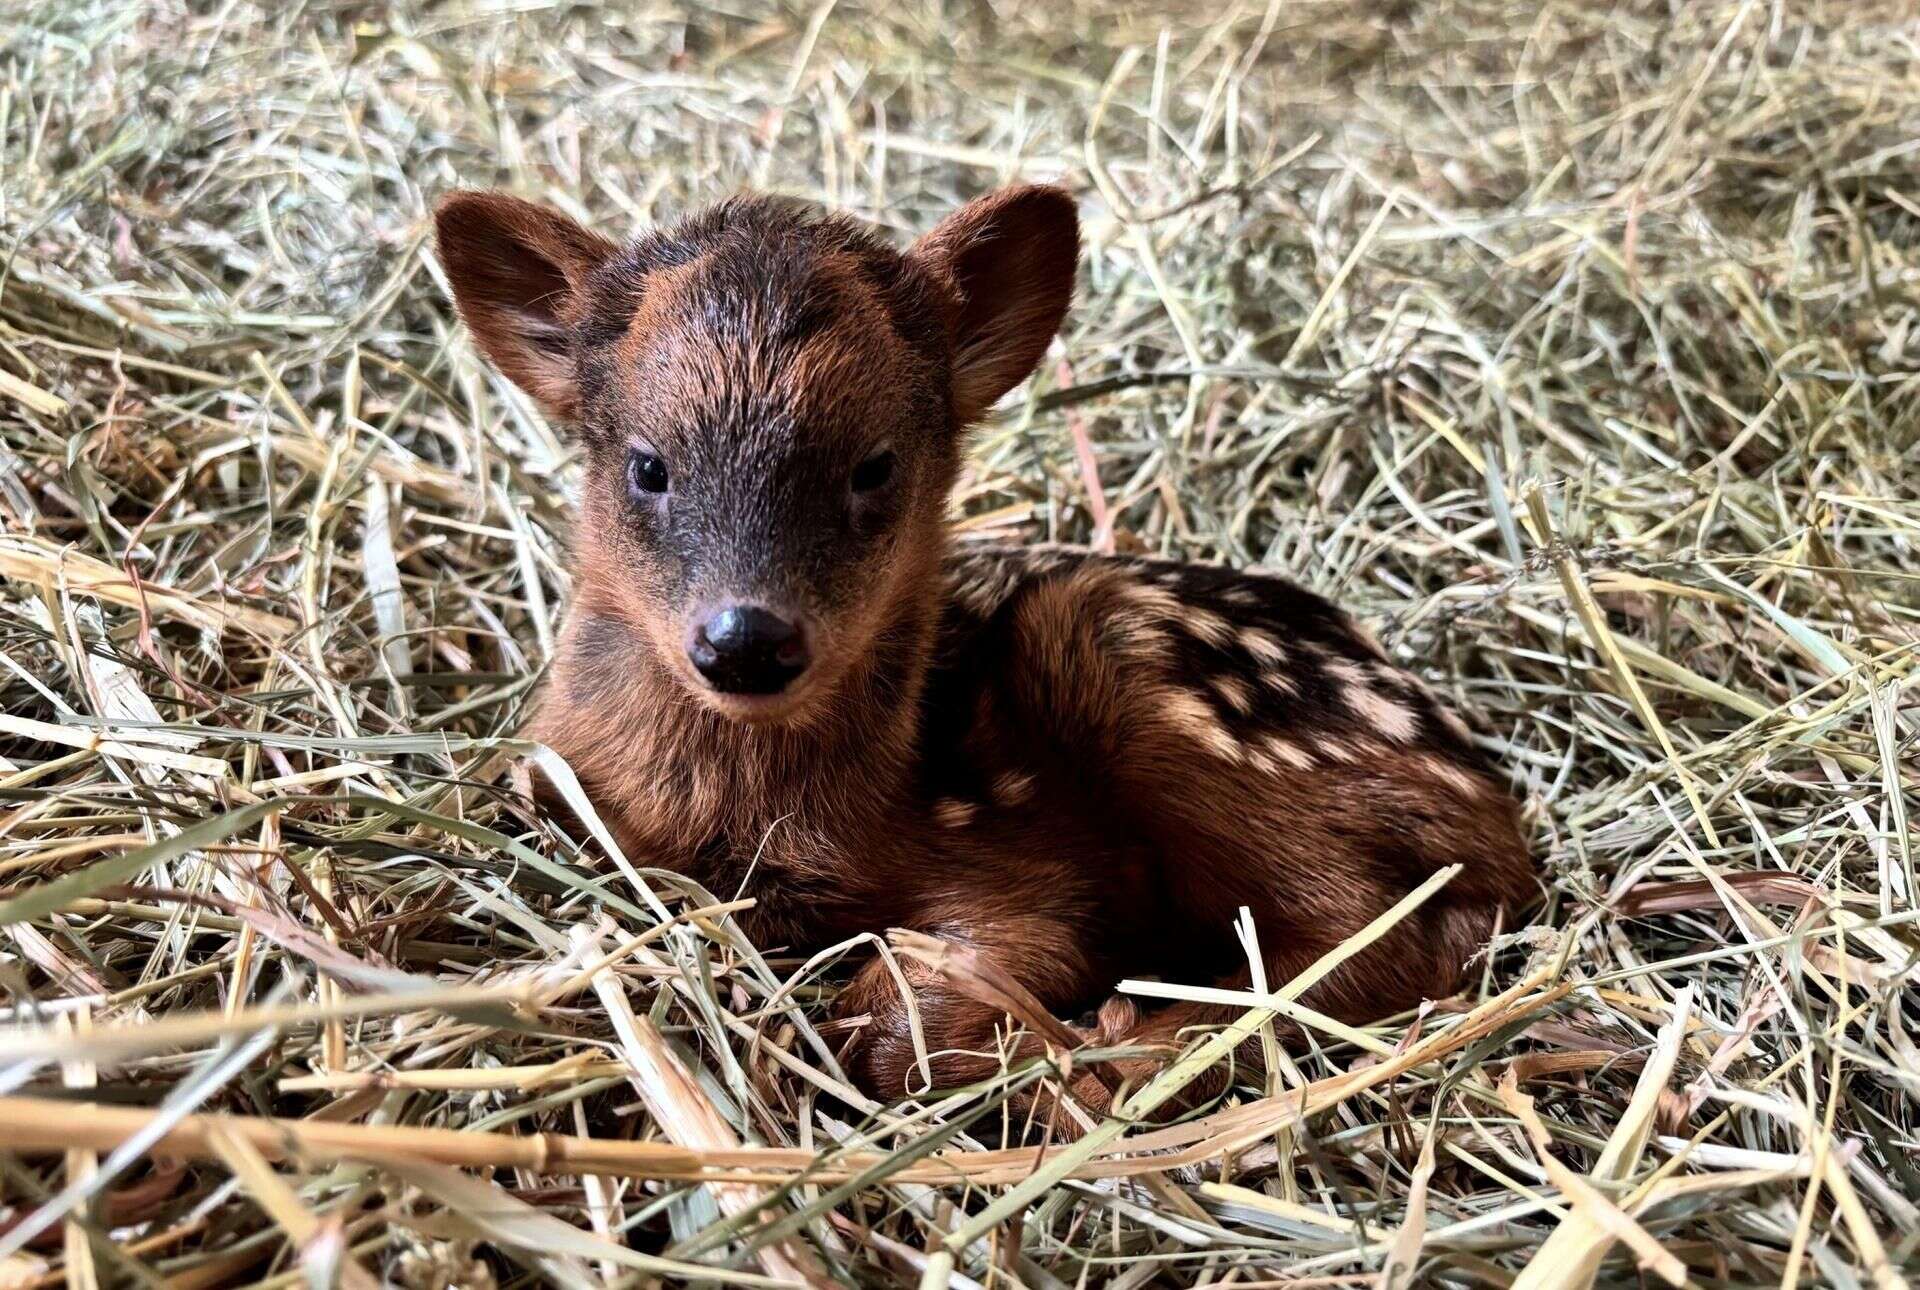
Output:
[[688, 605, 810, 696]]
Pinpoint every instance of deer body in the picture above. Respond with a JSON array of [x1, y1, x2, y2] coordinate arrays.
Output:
[[437, 186, 1535, 1105]]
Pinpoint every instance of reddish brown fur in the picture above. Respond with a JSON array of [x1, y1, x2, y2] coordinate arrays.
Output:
[[434, 186, 1536, 1114]]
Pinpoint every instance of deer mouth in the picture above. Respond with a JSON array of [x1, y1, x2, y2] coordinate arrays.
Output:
[[698, 682, 819, 725]]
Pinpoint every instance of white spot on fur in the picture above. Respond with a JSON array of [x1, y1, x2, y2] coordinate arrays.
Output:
[[1185, 607, 1235, 647], [1209, 673, 1254, 715], [1239, 627, 1287, 667], [1106, 611, 1171, 656], [1422, 754, 1483, 797], [1320, 653, 1370, 690], [1121, 580, 1186, 620], [933, 798, 977, 828], [991, 770, 1036, 805], [1313, 736, 1358, 765], [1259, 733, 1315, 771], [1163, 688, 1243, 761], [1345, 683, 1419, 743]]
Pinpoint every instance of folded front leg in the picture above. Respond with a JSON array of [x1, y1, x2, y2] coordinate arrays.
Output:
[[834, 917, 1098, 1102]]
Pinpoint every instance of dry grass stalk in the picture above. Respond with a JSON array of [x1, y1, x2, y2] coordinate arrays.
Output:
[[6, 0, 1920, 1281], [577, 926, 835, 1287], [202, 1125, 380, 1290]]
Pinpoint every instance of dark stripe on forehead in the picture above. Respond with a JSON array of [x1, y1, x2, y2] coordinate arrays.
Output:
[[575, 195, 952, 370]]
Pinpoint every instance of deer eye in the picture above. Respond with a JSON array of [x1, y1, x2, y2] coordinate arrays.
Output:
[[850, 449, 895, 494], [628, 449, 669, 496]]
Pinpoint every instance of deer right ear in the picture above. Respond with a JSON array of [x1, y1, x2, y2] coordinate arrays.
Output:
[[908, 185, 1080, 426], [433, 191, 619, 420]]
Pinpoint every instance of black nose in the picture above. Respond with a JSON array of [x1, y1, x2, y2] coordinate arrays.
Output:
[[689, 606, 809, 695]]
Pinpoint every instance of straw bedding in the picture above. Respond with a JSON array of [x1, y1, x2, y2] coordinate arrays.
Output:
[[2, 0, 1918, 1284]]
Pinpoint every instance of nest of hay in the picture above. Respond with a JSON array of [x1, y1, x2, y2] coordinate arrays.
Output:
[[3, 0, 1918, 1284]]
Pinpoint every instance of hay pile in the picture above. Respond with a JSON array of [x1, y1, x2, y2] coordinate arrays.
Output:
[[4, 0, 1919, 1284]]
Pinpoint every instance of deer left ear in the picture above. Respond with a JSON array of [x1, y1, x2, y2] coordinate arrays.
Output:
[[908, 185, 1080, 426], [434, 191, 620, 421]]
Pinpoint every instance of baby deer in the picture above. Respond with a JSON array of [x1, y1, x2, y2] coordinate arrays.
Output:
[[435, 185, 1535, 1111]]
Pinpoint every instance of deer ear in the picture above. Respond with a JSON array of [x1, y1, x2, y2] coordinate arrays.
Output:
[[434, 191, 619, 420], [908, 185, 1079, 425]]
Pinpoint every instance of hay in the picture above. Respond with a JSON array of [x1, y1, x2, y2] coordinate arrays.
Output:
[[3, 0, 1919, 1283]]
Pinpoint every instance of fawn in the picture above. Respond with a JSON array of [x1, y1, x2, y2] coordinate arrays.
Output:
[[435, 184, 1535, 1111]]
